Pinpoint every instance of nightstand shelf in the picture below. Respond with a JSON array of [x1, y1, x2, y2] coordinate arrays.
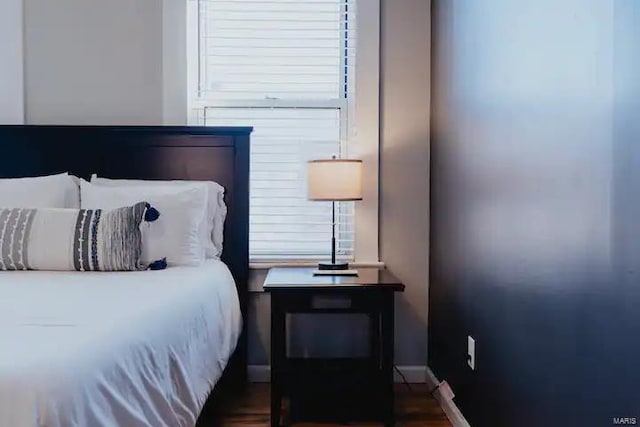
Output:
[[286, 359, 386, 423], [263, 267, 404, 427]]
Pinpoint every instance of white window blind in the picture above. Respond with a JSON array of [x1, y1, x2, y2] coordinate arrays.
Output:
[[189, 0, 358, 260]]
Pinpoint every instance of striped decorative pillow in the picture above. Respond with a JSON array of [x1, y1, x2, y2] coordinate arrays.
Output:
[[0, 202, 154, 272]]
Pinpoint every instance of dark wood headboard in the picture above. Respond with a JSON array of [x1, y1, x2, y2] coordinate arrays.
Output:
[[0, 125, 251, 385]]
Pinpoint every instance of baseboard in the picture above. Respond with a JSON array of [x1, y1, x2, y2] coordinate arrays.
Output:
[[393, 365, 428, 383], [248, 365, 427, 384], [425, 366, 439, 389], [248, 365, 271, 383], [426, 366, 472, 427]]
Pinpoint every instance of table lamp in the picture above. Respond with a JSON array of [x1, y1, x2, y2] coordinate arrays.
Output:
[[307, 156, 363, 271]]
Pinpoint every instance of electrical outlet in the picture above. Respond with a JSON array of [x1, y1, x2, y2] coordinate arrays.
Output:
[[467, 336, 475, 370]]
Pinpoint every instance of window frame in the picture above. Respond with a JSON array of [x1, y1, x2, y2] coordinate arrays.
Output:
[[185, 0, 380, 264]]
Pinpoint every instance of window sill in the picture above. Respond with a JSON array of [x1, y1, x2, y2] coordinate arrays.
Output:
[[249, 260, 385, 270]]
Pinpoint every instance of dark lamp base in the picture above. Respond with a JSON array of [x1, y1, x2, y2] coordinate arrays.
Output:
[[317, 261, 349, 271]]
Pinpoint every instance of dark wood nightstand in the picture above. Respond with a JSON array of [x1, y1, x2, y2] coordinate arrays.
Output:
[[263, 267, 405, 427]]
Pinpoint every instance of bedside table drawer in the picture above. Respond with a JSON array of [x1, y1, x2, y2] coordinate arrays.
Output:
[[273, 291, 385, 313], [311, 295, 352, 309]]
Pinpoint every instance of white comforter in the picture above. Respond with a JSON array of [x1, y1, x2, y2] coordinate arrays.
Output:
[[0, 260, 241, 427]]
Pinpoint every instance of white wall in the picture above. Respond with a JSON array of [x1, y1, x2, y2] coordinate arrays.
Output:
[[247, 0, 433, 369], [379, 0, 431, 365], [162, 0, 188, 125], [17, 0, 431, 369], [23, 0, 185, 125], [0, 0, 25, 124]]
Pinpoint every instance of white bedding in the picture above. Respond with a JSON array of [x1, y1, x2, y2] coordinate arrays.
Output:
[[0, 260, 241, 427]]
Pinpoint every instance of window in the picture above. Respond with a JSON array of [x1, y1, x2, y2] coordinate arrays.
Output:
[[188, 0, 379, 262]]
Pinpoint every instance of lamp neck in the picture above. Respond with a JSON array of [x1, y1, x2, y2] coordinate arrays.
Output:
[[331, 200, 336, 264]]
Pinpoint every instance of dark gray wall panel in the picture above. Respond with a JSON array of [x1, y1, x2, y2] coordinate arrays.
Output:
[[430, 1, 640, 425]]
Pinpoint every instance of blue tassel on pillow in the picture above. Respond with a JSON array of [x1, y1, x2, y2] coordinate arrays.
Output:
[[143, 204, 164, 270], [148, 257, 167, 270], [144, 203, 160, 222]]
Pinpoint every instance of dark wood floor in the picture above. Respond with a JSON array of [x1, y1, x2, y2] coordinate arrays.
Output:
[[210, 383, 452, 426]]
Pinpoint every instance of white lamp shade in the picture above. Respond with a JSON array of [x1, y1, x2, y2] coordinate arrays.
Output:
[[307, 159, 363, 201]]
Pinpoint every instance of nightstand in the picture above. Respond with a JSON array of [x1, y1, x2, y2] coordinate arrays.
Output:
[[263, 267, 405, 427]]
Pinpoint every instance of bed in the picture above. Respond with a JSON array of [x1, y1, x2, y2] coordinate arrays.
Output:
[[0, 261, 240, 427], [0, 125, 251, 426]]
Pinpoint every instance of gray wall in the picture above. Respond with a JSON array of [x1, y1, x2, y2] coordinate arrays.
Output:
[[0, 0, 24, 124], [248, 0, 432, 369], [379, 0, 431, 366], [24, 0, 164, 125], [431, 0, 639, 425], [20, 0, 432, 370]]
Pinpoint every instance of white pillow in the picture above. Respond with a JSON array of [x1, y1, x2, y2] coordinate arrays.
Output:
[[0, 173, 80, 208], [90, 174, 226, 259], [80, 180, 207, 267]]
